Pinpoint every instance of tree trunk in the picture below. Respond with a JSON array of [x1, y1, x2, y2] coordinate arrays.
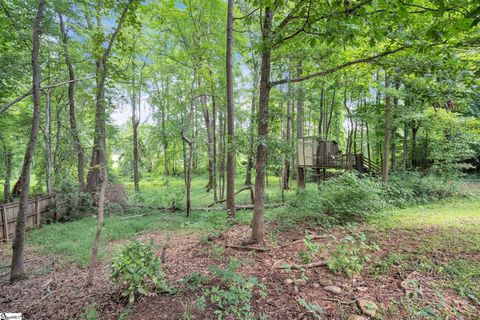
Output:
[[211, 85, 218, 201], [43, 89, 52, 194], [391, 79, 400, 172], [296, 64, 305, 189], [10, 0, 45, 282], [245, 54, 259, 186], [131, 60, 140, 192], [283, 83, 292, 190], [412, 125, 418, 169], [403, 123, 409, 172], [226, 0, 236, 220], [59, 13, 86, 191], [2, 146, 12, 203], [86, 2, 133, 192], [382, 73, 391, 185], [250, 7, 273, 244], [182, 74, 196, 217], [201, 92, 214, 193], [86, 147, 107, 286]]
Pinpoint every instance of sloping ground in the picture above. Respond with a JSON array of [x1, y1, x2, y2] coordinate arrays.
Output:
[[0, 199, 479, 319]]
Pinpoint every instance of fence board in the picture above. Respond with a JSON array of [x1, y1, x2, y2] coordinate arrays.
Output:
[[0, 194, 56, 240]]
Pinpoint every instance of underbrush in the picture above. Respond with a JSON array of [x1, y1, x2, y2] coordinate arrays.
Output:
[[273, 173, 466, 230]]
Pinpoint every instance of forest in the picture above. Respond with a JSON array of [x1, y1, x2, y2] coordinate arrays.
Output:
[[1, 0, 480, 319]]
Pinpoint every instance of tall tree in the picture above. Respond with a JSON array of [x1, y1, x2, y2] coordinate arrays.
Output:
[[86, 0, 135, 192], [10, 0, 45, 282], [382, 73, 391, 185], [226, 0, 236, 219]]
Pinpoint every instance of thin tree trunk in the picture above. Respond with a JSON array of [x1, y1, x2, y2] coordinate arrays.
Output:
[[366, 122, 371, 168], [226, 0, 236, 219], [382, 73, 391, 185], [86, 1, 133, 192], [250, 7, 273, 244], [43, 88, 52, 194], [182, 74, 196, 217], [391, 79, 400, 172], [86, 147, 107, 286], [59, 13, 86, 191], [403, 123, 409, 172], [245, 55, 259, 186], [131, 59, 140, 192], [219, 105, 226, 199], [212, 91, 218, 201], [296, 64, 305, 189], [412, 124, 418, 169], [283, 81, 292, 190], [2, 143, 12, 203], [10, 0, 45, 282], [201, 89, 214, 192]]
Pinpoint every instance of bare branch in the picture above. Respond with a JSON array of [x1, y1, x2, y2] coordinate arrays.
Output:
[[0, 76, 95, 114], [269, 46, 407, 87]]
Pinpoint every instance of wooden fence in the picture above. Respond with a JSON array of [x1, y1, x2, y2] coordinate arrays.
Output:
[[0, 194, 56, 240]]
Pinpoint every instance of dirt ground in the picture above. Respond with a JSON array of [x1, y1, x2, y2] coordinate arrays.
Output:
[[1, 223, 478, 320]]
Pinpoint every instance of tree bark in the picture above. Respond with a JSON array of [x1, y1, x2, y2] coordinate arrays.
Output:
[[403, 123, 409, 172], [226, 0, 236, 220], [59, 13, 86, 191], [10, 0, 45, 282], [391, 79, 400, 172], [182, 74, 196, 217], [296, 64, 305, 188], [130, 58, 140, 192], [283, 81, 292, 190], [1, 142, 12, 203], [43, 89, 52, 194], [382, 73, 391, 185], [86, 146, 107, 286], [245, 50, 259, 186], [250, 7, 273, 244]]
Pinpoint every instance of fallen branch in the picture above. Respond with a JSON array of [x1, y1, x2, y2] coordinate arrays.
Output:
[[120, 214, 144, 220], [321, 296, 371, 305], [194, 202, 285, 212], [280, 235, 335, 249], [207, 186, 252, 207], [131, 205, 177, 212], [225, 244, 269, 252], [276, 261, 327, 270]]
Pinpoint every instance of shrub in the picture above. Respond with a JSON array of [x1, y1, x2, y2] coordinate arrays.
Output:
[[197, 259, 267, 320], [105, 202, 125, 216], [111, 241, 167, 303], [327, 233, 379, 277], [57, 179, 93, 221], [318, 173, 385, 221], [388, 173, 460, 205]]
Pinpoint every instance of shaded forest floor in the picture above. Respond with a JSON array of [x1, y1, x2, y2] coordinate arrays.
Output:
[[1, 195, 479, 319]]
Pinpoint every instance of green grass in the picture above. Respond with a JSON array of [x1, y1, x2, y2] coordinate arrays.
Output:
[[28, 208, 252, 266], [372, 198, 480, 229], [370, 198, 480, 307], [122, 174, 293, 208]]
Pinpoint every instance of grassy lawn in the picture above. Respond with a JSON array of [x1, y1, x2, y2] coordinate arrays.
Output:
[[370, 198, 480, 316]]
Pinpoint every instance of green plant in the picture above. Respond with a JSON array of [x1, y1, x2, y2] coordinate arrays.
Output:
[[297, 298, 323, 319], [105, 202, 125, 216], [327, 233, 379, 276], [298, 233, 321, 265], [111, 240, 167, 303], [57, 179, 93, 221], [197, 259, 267, 320], [80, 304, 98, 320], [181, 271, 208, 292]]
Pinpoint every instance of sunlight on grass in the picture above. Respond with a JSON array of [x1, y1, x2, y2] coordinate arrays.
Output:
[[372, 199, 480, 229]]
